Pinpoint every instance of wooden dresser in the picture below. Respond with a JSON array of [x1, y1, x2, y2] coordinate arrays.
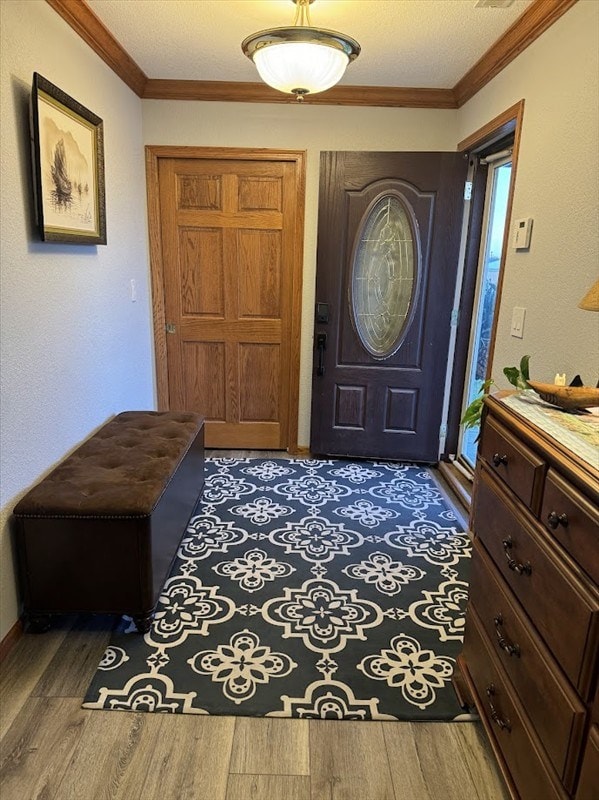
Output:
[[457, 393, 599, 800]]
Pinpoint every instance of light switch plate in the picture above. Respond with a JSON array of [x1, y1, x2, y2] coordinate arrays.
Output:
[[511, 306, 526, 338]]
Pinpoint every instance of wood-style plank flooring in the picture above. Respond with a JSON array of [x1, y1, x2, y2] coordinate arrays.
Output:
[[0, 451, 507, 800]]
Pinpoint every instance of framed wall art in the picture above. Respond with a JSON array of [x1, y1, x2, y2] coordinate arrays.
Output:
[[30, 73, 106, 244]]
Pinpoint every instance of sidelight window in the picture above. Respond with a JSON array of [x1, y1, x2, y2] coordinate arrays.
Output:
[[459, 156, 512, 467]]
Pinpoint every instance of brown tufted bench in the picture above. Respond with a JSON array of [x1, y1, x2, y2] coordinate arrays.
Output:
[[13, 411, 205, 633]]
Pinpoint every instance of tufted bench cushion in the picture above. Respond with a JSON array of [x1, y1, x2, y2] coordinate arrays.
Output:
[[14, 411, 205, 632]]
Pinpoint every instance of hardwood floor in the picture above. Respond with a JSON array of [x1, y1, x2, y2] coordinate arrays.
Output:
[[0, 451, 508, 800]]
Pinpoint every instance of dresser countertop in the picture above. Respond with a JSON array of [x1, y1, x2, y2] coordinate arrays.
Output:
[[499, 391, 599, 471]]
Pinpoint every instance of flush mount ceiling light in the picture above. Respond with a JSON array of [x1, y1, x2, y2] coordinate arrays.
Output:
[[241, 0, 360, 101]]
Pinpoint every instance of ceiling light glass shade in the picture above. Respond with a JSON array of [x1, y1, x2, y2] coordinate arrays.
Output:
[[242, 25, 360, 98], [254, 40, 349, 95]]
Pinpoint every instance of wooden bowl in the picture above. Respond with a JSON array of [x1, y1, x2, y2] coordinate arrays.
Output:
[[527, 381, 599, 410]]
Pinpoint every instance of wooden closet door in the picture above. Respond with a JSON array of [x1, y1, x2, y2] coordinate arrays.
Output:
[[157, 155, 301, 449]]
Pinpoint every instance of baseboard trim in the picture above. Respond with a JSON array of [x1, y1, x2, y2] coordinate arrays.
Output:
[[0, 616, 24, 664], [438, 460, 473, 513], [288, 445, 311, 457]]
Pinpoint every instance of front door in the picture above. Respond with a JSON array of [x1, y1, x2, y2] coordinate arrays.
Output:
[[310, 151, 467, 461], [154, 149, 304, 450]]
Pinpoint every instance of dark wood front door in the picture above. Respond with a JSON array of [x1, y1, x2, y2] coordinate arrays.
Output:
[[310, 151, 467, 461]]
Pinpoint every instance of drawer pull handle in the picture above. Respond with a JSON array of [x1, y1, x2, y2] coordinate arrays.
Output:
[[493, 614, 521, 657], [492, 453, 508, 467], [502, 537, 532, 576], [486, 684, 511, 732], [547, 511, 569, 530]]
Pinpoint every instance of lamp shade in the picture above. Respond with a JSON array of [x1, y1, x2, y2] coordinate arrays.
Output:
[[578, 279, 599, 311]]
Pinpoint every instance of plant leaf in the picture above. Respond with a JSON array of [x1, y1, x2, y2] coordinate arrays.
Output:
[[519, 355, 531, 382], [460, 398, 483, 429], [503, 366, 520, 388], [460, 378, 495, 430]]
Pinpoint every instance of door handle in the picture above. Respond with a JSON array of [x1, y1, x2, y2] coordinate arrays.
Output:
[[316, 333, 327, 376]]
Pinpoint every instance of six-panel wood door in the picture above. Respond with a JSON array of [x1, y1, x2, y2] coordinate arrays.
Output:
[[310, 151, 467, 461], [156, 153, 303, 449]]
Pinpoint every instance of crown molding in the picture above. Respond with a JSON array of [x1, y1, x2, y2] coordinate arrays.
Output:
[[143, 79, 458, 108], [454, 0, 577, 107], [46, 0, 577, 109], [46, 0, 147, 96]]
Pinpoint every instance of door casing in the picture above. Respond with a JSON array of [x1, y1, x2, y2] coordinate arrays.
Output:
[[146, 146, 306, 452]]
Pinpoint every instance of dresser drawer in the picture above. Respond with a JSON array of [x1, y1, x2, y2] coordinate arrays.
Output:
[[474, 467, 599, 695], [541, 468, 599, 585], [468, 539, 586, 787], [480, 414, 545, 512], [462, 609, 567, 800], [575, 725, 599, 800]]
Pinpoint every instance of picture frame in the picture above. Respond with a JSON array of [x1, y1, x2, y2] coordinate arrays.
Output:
[[30, 73, 106, 244]]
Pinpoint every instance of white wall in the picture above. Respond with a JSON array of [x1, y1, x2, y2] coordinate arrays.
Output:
[[142, 102, 459, 447], [457, 0, 599, 387], [0, 1, 154, 640]]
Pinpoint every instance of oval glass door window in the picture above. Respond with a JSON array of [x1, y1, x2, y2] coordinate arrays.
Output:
[[351, 194, 417, 358]]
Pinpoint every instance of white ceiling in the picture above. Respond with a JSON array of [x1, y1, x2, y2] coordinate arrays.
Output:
[[87, 0, 533, 89]]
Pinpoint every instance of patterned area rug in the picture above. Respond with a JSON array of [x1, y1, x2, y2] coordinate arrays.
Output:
[[83, 458, 472, 720]]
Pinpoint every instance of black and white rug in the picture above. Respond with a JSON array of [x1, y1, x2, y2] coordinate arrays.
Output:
[[83, 458, 472, 720]]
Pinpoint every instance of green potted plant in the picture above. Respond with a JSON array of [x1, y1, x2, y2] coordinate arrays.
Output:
[[461, 355, 531, 435]]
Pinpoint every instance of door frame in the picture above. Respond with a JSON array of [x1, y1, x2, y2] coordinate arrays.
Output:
[[443, 100, 525, 460], [145, 145, 306, 452]]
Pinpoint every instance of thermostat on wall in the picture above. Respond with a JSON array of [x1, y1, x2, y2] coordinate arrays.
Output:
[[514, 217, 533, 250]]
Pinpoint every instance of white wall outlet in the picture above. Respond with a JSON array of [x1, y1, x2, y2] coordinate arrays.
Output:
[[511, 306, 526, 338], [514, 217, 533, 249]]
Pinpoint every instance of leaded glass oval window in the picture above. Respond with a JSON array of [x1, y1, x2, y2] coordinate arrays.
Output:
[[351, 194, 417, 358]]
